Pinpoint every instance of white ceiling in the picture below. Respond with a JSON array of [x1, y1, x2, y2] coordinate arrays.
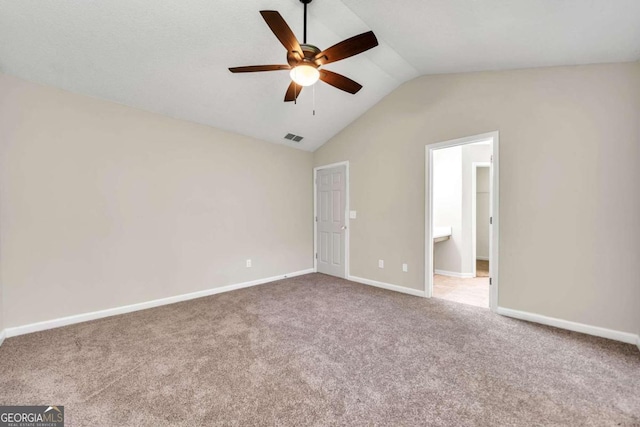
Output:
[[1, 0, 639, 151]]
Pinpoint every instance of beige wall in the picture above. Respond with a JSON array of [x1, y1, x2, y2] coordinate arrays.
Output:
[[314, 62, 640, 334], [0, 281, 3, 333], [0, 74, 314, 328]]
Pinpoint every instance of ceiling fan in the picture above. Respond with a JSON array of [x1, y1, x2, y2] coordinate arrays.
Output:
[[229, 0, 378, 102]]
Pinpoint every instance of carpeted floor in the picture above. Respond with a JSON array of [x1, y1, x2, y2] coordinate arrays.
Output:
[[0, 273, 638, 426]]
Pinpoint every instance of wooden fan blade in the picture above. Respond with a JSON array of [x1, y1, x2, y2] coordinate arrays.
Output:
[[319, 70, 362, 94], [229, 65, 290, 73], [284, 81, 303, 102], [260, 11, 303, 57], [314, 31, 378, 65]]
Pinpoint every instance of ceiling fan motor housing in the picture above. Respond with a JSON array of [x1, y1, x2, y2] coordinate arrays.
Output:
[[287, 44, 321, 67]]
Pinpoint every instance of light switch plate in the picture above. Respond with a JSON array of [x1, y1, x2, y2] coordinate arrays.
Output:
[[378, 259, 384, 268], [402, 263, 408, 272], [349, 210, 357, 219]]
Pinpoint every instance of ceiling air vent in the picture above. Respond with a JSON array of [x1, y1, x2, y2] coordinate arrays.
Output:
[[284, 133, 304, 143]]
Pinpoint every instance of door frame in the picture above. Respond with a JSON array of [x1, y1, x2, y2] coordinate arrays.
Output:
[[313, 161, 350, 278], [471, 162, 491, 278], [425, 131, 500, 311]]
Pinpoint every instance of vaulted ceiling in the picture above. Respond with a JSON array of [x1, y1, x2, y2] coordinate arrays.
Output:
[[1, 0, 639, 151]]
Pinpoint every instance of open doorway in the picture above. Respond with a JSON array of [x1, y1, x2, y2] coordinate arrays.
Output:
[[425, 132, 499, 310]]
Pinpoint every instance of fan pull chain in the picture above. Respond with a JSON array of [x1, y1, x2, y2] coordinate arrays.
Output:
[[312, 83, 316, 116]]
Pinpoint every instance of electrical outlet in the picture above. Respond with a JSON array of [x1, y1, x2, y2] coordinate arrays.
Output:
[[349, 210, 357, 219], [246, 259, 252, 268], [402, 263, 408, 272], [378, 259, 384, 268]]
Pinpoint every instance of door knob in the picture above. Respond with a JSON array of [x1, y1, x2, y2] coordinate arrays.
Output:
[[341, 225, 347, 230]]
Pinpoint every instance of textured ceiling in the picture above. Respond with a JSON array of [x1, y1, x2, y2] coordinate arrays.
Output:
[[1, 0, 639, 151]]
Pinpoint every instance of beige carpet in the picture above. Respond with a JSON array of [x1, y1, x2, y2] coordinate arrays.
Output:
[[433, 260, 490, 308], [0, 273, 638, 426]]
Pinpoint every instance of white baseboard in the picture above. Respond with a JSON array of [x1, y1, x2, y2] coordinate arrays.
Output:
[[3, 268, 315, 340], [434, 269, 474, 279], [0, 329, 5, 347], [496, 306, 638, 345], [476, 256, 490, 261], [348, 275, 425, 297]]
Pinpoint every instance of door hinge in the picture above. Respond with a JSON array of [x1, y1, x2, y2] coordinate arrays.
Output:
[[490, 216, 493, 225], [490, 155, 493, 163], [315, 216, 318, 222], [489, 278, 492, 285], [315, 253, 318, 259]]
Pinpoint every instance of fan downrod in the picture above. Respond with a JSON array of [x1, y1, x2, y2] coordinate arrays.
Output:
[[300, 0, 312, 43]]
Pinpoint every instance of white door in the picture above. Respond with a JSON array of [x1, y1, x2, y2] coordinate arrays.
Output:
[[316, 165, 347, 278]]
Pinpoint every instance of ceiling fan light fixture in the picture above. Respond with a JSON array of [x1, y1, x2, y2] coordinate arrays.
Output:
[[290, 64, 319, 86]]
